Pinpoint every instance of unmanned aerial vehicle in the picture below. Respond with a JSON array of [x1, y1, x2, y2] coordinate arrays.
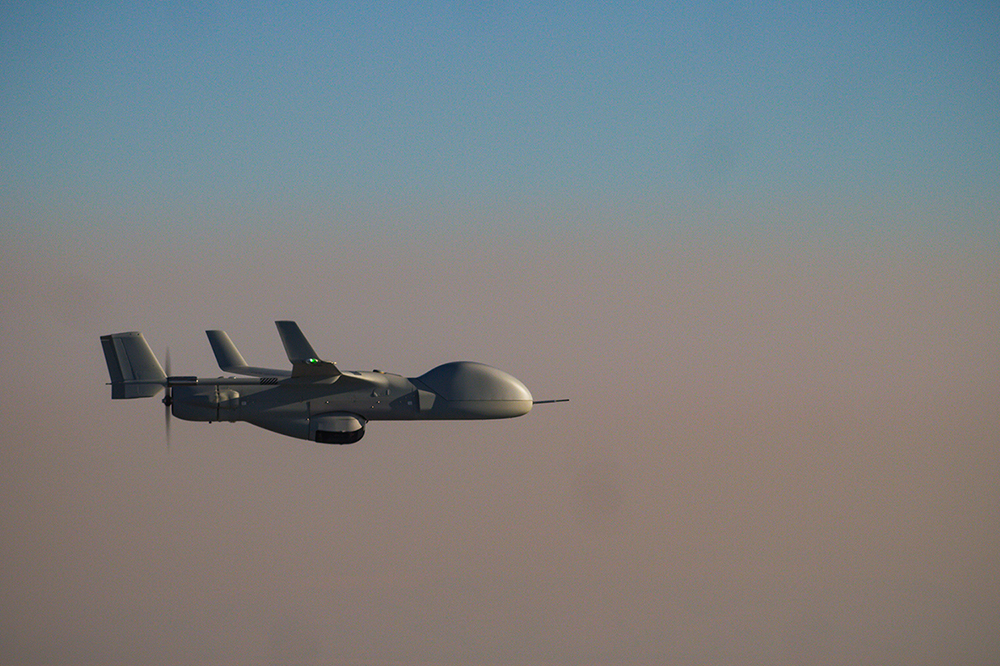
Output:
[[101, 321, 563, 443]]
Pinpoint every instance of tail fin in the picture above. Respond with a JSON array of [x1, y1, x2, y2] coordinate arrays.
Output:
[[100, 332, 166, 398]]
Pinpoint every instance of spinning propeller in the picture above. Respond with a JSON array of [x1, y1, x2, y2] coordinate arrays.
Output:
[[163, 348, 172, 446]]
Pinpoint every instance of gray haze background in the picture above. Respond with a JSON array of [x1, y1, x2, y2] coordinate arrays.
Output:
[[2, 232, 997, 665], [3, 1, 999, 663]]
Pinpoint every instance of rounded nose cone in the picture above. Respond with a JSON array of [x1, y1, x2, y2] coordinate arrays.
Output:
[[418, 361, 533, 402]]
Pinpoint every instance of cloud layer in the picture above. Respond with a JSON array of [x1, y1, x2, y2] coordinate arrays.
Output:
[[2, 234, 997, 665]]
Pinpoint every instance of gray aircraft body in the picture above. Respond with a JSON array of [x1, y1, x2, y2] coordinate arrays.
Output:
[[101, 321, 560, 443]]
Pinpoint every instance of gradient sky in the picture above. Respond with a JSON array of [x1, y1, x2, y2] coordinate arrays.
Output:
[[2, 2, 998, 665]]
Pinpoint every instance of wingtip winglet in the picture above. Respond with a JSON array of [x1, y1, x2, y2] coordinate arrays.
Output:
[[276, 321, 342, 377]]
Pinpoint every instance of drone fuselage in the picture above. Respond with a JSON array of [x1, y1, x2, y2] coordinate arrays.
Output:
[[171, 364, 532, 443], [102, 324, 538, 444]]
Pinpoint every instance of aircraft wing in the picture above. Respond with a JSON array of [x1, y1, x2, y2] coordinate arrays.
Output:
[[206, 330, 291, 378], [209, 323, 380, 387], [273, 321, 382, 388], [276, 320, 343, 378]]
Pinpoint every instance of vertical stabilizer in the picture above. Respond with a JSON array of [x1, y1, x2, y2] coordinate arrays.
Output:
[[100, 332, 166, 398]]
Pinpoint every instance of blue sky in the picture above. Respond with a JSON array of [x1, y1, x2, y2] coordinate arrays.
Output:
[[3, 1, 998, 243]]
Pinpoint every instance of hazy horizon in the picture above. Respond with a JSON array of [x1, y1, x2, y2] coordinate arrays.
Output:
[[3, 2, 998, 664]]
